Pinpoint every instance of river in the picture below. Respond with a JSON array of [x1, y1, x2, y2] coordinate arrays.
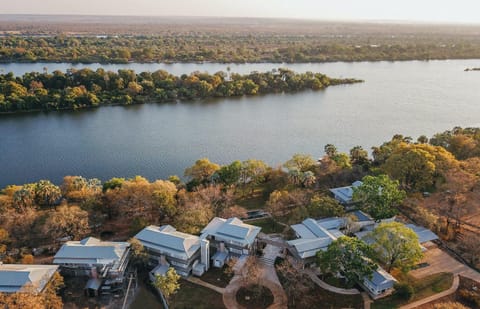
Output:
[[1, 60, 479, 187]]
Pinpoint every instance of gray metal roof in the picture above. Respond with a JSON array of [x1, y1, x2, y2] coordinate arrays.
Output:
[[329, 181, 363, 204], [0, 264, 59, 293], [287, 237, 332, 258], [288, 218, 343, 258], [405, 224, 439, 244], [201, 217, 261, 247], [53, 237, 130, 268], [135, 225, 201, 260], [364, 267, 397, 288], [351, 210, 374, 222]]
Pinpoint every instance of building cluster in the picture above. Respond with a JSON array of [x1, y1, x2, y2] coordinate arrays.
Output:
[[0, 181, 439, 301], [0, 216, 261, 297]]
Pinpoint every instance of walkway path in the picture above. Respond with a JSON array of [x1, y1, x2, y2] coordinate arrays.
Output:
[[399, 275, 460, 309], [223, 245, 288, 309], [361, 292, 372, 309], [303, 268, 360, 295], [410, 246, 480, 283], [185, 276, 225, 294]]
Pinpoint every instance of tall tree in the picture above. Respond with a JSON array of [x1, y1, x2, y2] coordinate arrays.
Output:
[[34, 180, 62, 208], [317, 236, 377, 287], [184, 158, 220, 185], [283, 153, 316, 173], [352, 174, 406, 221], [366, 222, 423, 272], [153, 267, 180, 301], [43, 205, 89, 241]]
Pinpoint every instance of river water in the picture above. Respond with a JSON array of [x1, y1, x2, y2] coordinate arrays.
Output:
[[1, 60, 479, 187]]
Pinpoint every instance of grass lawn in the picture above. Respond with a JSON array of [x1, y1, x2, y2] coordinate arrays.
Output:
[[235, 188, 267, 210], [199, 266, 233, 288], [250, 217, 285, 234], [322, 275, 354, 289], [372, 272, 454, 309], [170, 280, 225, 309], [276, 266, 363, 308], [310, 286, 364, 309]]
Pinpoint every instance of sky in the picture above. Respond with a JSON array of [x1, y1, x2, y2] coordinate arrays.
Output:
[[2, 0, 480, 24]]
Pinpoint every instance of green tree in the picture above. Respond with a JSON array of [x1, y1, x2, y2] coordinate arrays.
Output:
[[284, 153, 316, 173], [184, 158, 220, 185], [102, 177, 125, 192], [352, 175, 406, 221], [350, 145, 370, 166], [366, 222, 423, 272], [12, 184, 35, 212], [34, 180, 62, 208], [307, 195, 344, 218], [153, 267, 180, 300], [382, 143, 457, 191], [317, 236, 376, 287], [324, 144, 338, 157], [216, 160, 242, 186]]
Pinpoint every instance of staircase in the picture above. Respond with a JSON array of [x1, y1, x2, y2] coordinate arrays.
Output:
[[258, 256, 275, 267]]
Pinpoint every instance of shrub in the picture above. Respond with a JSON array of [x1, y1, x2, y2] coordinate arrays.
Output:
[[394, 282, 414, 300]]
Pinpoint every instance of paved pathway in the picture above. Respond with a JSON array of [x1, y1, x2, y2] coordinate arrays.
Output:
[[185, 276, 225, 294], [303, 268, 361, 295], [223, 245, 288, 309], [399, 275, 460, 309], [361, 292, 372, 309], [410, 246, 480, 283]]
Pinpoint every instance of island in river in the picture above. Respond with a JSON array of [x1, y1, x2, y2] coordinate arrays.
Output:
[[0, 68, 361, 113]]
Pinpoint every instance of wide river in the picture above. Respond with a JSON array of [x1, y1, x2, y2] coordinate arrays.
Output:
[[1, 60, 480, 188]]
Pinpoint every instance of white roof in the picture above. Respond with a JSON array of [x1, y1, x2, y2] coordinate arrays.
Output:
[[201, 217, 261, 247], [135, 225, 201, 260], [405, 224, 439, 244], [0, 264, 59, 293], [364, 267, 397, 288], [329, 181, 363, 203], [53, 237, 130, 268], [288, 218, 343, 258]]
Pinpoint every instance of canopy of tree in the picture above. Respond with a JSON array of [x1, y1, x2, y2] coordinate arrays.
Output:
[[366, 222, 423, 272], [352, 174, 406, 221], [2, 32, 480, 64], [0, 68, 361, 113], [317, 236, 377, 286]]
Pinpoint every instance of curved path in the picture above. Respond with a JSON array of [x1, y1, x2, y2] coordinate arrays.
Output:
[[223, 246, 288, 309], [399, 275, 459, 309], [303, 268, 361, 295]]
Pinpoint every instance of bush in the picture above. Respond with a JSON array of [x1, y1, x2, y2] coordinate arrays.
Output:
[[458, 289, 480, 307], [395, 282, 414, 300]]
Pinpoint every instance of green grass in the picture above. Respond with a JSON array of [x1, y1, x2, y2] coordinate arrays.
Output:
[[310, 286, 364, 309], [322, 275, 353, 289], [276, 266, 363, 308], [372, 272, 454, 309], [235, 193, 267, 210], [199, 266, 232, 288], [250, 217, 285, 234], [170, 280, 225, 309]]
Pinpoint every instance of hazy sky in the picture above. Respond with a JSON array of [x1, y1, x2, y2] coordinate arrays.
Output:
[[3, 0, 480, 24]]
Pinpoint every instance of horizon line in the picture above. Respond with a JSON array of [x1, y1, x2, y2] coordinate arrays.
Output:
[[0, 13, 479, 26]]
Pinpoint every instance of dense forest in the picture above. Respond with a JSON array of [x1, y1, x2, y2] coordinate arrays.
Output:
[[2, 34, 480, 64], [0, 68, 361, 113]]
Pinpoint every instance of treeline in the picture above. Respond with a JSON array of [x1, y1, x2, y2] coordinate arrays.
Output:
[[2, 35, 480, 64], [0, 68, 361, 113]]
